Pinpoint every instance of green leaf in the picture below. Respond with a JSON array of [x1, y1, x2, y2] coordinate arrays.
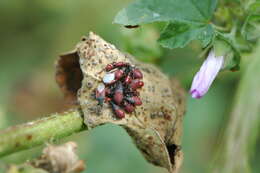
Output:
[[242, 14, 260, 40], [247, 1, 260, 13], [114, 0, 218, 49], [242, 15, 260, 41], [158, 22, 215, 48], [242, 2, 260, 41], [114, 0, 218, 25]]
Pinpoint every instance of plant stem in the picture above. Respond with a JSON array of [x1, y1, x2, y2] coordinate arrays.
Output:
[[212, 25, 230, 32], [212, 43, 260, 173], [0, 108, 87, 158]]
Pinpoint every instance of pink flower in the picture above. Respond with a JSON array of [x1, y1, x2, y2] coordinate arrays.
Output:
[[190, 50, 224, 99]]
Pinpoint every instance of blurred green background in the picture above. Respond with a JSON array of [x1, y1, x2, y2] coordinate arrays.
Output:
[[0, 0, 259, 173]]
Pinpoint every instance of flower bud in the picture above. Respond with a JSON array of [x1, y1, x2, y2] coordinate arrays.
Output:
[[190, 50, 224, 99]]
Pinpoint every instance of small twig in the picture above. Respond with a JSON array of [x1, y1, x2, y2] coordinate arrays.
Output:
[[0, 109, 87, 158]]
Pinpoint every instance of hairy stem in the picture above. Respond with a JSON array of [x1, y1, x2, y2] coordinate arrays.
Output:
[[0, 109, 87, 158]]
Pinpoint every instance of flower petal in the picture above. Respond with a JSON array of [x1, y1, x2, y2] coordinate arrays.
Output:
[[190, 50, 224, 99]]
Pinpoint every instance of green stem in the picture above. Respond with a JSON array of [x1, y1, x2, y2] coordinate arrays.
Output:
[[0, 109, 87, 158], [212, 43, 260, 173], [212, 23, 230, 32]]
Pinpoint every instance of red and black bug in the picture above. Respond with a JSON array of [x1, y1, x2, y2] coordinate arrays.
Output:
[[105, 62, 130, 72], [95, 83, 105, 105], [123, 101, 135, 113], [95, 62, 144, 119], [130, 79, 144, 90], [113, 82, 124, 105], [110, 102, 125, 118]]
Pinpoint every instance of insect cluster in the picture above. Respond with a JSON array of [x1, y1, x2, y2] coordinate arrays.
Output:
[[95, 62, 144, 119]]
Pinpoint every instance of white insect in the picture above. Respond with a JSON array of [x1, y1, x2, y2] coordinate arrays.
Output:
[[97, 83, 105, 92], [103, 73, 115, 84]]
